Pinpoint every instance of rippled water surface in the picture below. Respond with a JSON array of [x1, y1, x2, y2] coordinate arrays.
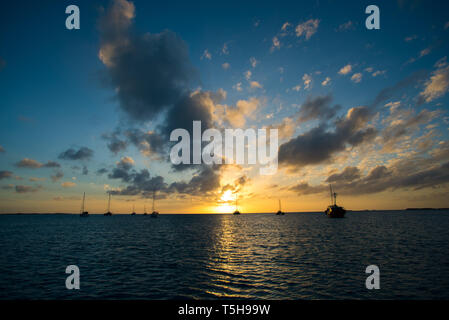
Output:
[[1, 211, 449, 299]]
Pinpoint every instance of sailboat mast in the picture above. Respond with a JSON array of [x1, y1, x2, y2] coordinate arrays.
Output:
[[107, 193, 111, 212], [81, 192, 85, 213], [329, 184, 333, 205], [278, 199, 281, 211], [152, 190, 155, 212]]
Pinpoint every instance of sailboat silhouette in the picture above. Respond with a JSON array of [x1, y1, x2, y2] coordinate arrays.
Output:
[[80, 192, 88, 217], [104, 193, 112, 216], [151, 190, 159, 218], [276, 199, 285, 215], [233, 195, 240, 215], [131, 204, 136, 215]]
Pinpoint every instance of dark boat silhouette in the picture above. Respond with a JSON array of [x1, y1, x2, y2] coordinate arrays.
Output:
[[233, 196, 240, 215], [151, 190, 159, 218], [325, 184, 346, 218], [80, 192, 88, 217], [131, 204, 136, 215], [276, 199, 285, 215], [104, 193, 112, 216], [143, 204, 147, 216]]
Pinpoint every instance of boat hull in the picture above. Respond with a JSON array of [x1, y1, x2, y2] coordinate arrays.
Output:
[[325, 205, 346, 218]]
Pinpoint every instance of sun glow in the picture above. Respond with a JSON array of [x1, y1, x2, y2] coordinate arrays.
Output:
[[212, 190, 236, 213]]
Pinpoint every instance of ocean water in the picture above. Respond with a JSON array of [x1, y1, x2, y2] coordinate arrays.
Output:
[[0, 211, 448, 300]]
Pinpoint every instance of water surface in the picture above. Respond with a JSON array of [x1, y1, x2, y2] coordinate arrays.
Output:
[[0, 211, 448, 299]]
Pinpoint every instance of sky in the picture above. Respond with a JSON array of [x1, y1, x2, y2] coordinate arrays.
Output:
[[0, 0, 449, 213]]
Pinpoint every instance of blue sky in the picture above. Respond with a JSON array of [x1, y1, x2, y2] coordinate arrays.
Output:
[[0, 0, 448, 213]]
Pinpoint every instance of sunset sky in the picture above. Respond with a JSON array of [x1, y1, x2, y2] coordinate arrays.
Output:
[[1, 0, 449, 213]]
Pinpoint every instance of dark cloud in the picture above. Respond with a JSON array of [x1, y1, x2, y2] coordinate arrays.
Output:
[[97, 168, 108, 175], [289, 182, 328, 195], [370, 70, 427, 108], [108, 156, 135, 182], [297, 94, 341, 123], [279, 105, 377, 168], [43, 161, 61, 168], [0, 145, 5, 153], [125, 129, 166, 156], [169, 166, 221, 196], [58, 147, 94, 161], [102, 132, 128, 154], [15, 158, 61, 168], [15, 185, 42, 193], [82, 166, 89, 175], [51, 171, 64, 182], [0, 170, 13, 180], [98, 0, 197, 122], [109, 169, 167, 196], [326, 166, 361, 183], [291, 155, 449, 197]]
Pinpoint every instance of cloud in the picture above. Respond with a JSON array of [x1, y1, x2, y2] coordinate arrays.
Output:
[[224, 97, 260, 127], [281, 22, 292, 32], [419, 57, 449, 104], [61, 181, 76, 188], [250, 81, 262, 89], [233, 82, 243, 92], [51, 171, 64, 182], [405, 35, 418, 42], [351, 73, 362, 83], [29, 177, 46, 182], [336, 21, 354, 32], [201, 49, 212, 60], [58, 147, 94, 160], [0, 145, 4, 153], [0, 170, 13, 180], [97, 168, 108, 175], [15, 185, 42, 193], [108, 156, 135, 182], [222, 43, 229, 55], [15, 158, 61, 169], [222, 62, 230, 70], [295, 19, 320, 40], [321, 77, 331, 86], [98, 0, 197, 122], [372, 70, 386, 77], [168, 166, 221, 196], [291, 158, 449, 197], [279, 105, 376, 168], [302, 73, 312, 90], [381, 108, 440, 152], [250, 57, 258, 68], [267, 117, 296, 139], [271, 36, 280, 51], [296, 94, 341, 123], [338, 64, 352, 75], [371, 70, 428, 108], [102, 131, 128, 154], [326, 166, 361, 183], [244, 70, 252, 80]]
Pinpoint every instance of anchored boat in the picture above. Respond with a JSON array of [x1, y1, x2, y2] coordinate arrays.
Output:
[[325, 184, 346, 218], [276, 199, 285, 215], [104, 193, 112, 216], [151, 190, 159, 218], [80, 192, 88, 217], [233, 196, 240, 215]]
